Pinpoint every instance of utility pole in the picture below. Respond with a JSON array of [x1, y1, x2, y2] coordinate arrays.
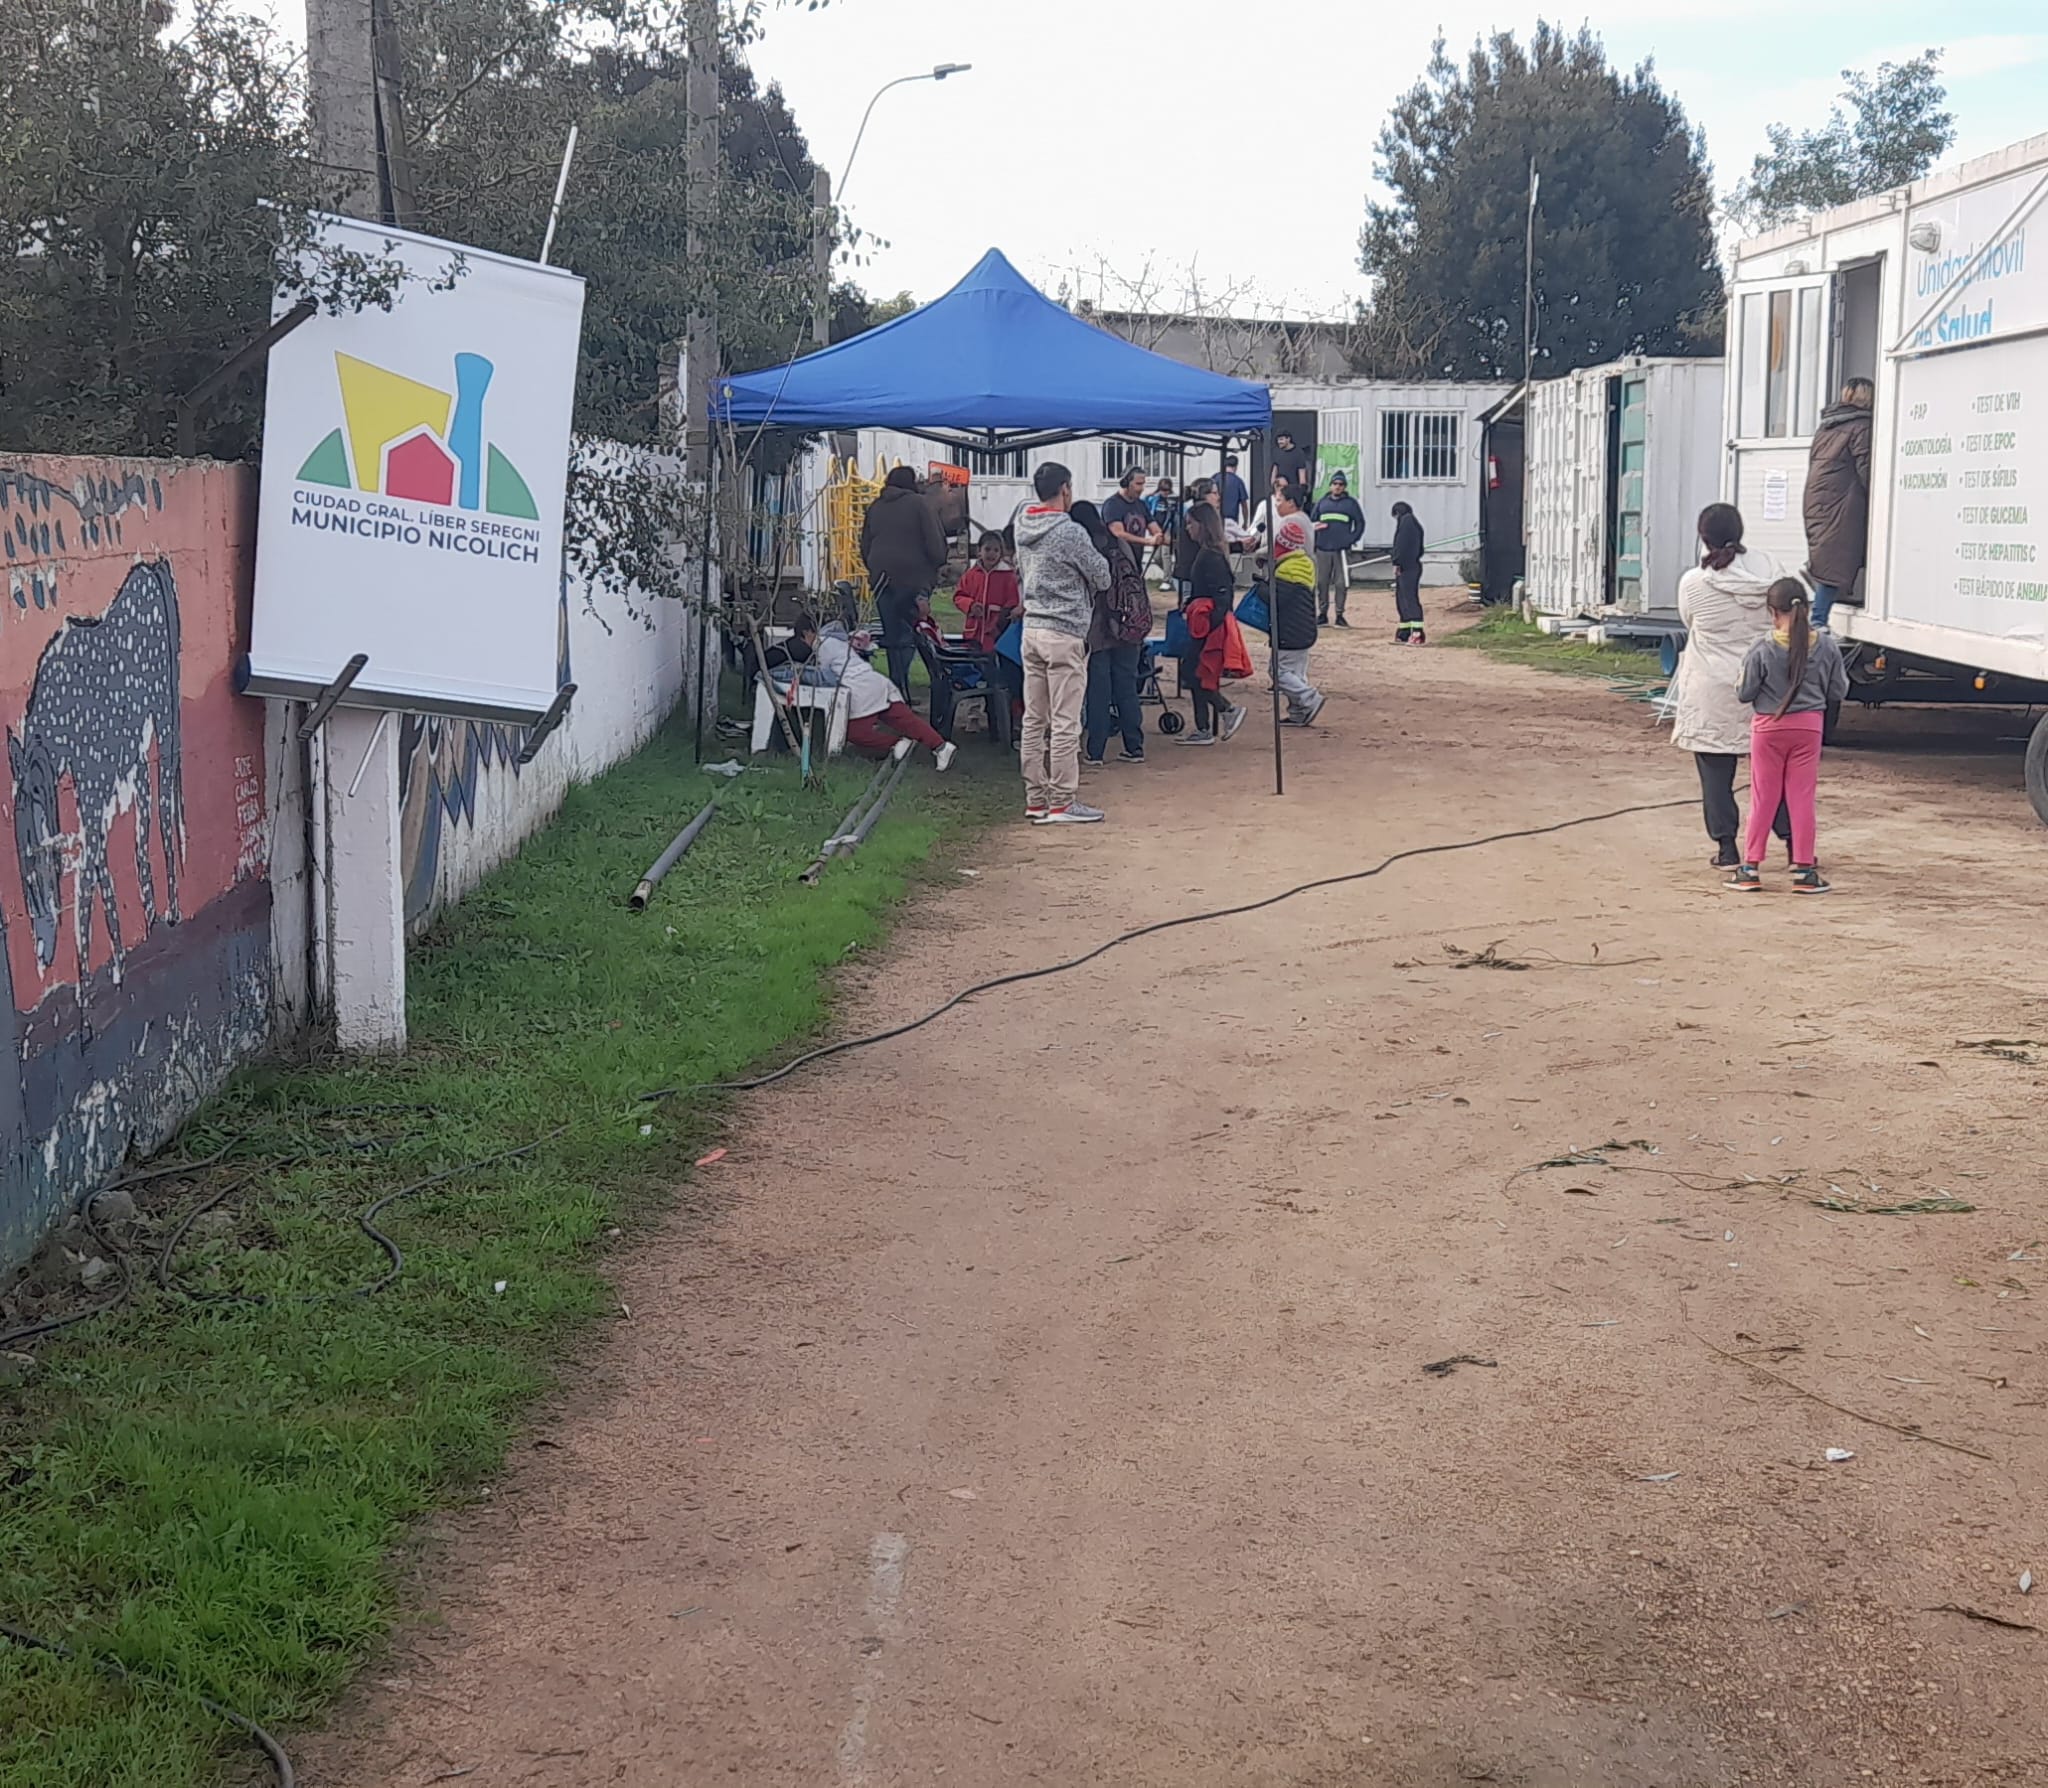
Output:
[[1522, 161, 1540, 392], [305, 0, 408, 1054], [306, 0, 380, 215], [684, 1, 722, 757], [811, 167, 833, 349], [684, 0, 721, 476]]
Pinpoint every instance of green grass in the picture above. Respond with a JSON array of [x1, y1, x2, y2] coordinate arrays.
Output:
[[0, 722, 1009, 1788], [1442, 607, 1665, 679]]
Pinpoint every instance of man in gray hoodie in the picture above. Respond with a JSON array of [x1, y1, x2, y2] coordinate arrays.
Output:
[[1014, 461, 1112, 824]]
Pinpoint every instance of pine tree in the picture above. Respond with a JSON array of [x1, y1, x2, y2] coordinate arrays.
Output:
[[1358, 24, 1721, 381]]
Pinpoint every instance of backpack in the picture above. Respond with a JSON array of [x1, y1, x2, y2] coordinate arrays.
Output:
[[1107, 551, 1153, 646]]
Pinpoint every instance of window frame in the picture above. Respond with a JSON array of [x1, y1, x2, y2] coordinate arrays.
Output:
[[1379, 409, 1463, 483]]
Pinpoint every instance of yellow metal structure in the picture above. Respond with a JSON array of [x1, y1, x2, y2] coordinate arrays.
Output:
[[820, 454, 905, 610]]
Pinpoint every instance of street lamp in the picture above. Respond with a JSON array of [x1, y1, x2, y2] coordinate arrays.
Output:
[[838, 63, 972, 202], [813, 64, 970, 348]]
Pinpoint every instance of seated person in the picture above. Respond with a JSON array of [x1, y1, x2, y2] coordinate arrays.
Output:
[[760, 615, 816, 675], [953, 531, 1025, 723], [810, 617, 957, 769]]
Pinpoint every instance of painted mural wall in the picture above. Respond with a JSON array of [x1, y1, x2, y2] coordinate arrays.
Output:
[[399, 444, 699, 932], [0, 457, 273, 1266]]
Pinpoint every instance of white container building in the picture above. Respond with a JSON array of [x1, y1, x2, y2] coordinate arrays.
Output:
[[846, 378, 1504, 580], [1523, 356, 1725, 616]]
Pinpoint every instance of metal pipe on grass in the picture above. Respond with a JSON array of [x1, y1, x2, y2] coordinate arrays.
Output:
[[843, 752, 912, 852], [630, 800, 718, 910], [799, 757, 894, 884]]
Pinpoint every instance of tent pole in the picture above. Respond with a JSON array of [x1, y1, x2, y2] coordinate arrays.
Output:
[[1250, 432, 1283, 797]]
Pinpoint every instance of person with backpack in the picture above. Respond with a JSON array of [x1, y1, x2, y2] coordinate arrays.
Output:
[[1080, 498, 1156, 765]]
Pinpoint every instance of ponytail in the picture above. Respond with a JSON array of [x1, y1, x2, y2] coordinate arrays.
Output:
[[1698, 502, 1745, 573], [1766, 578, 1812, 718]]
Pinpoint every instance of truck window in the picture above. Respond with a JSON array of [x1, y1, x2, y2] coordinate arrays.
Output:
[[1738, 283, 1826, 440]]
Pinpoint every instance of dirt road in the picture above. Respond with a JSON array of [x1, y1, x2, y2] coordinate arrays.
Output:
[[309, 592, 2048, 1787]]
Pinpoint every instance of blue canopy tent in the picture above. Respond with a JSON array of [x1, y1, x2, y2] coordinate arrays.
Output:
[[711, 248, 1271, 449], [705, 249, 1289, 790]]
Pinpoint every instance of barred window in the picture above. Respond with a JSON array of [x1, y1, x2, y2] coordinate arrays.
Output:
[[949, 445, 1033, 478], [1380, 410, 1461, 482], [1097, 438, 1182, 480]]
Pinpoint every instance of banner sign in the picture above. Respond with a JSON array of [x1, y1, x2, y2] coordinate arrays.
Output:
[[247, 214, 586, 720]]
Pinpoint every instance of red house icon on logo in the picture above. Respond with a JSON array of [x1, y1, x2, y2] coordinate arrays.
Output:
[[385, 429, 458, 507]]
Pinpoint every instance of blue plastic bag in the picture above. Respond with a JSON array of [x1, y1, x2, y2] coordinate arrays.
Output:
[[996, 619, 1023, 665], [1234, 590, 1271, 635], [1163, 608, 1192, 658]]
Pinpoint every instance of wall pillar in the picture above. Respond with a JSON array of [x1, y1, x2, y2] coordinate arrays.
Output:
[[324, 706, 406, 1053]]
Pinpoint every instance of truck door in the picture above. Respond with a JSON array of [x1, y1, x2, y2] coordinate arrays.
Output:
[[1728, 273, 1832, 564]]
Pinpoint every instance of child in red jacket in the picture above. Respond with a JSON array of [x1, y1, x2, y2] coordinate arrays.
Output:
[[954, 531, 1024, 726], [954, 533, 1021, 649]]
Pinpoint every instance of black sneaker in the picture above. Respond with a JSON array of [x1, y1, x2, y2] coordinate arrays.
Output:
[[1711, 842, 1740, 869], [1791, 865, 1832, 895], [1724, 864, 1763, 893], [1334, 615, 1350, 628]]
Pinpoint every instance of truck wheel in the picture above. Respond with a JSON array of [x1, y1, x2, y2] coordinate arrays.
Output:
[[2026, 714, 2048, 827]]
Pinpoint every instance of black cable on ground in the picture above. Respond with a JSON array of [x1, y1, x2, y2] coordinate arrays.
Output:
[[0, 1622, 295, 1787], [643, 794, 1701, 1102], [0, 1191, 134, 1352], [152, 1129, 570, 1306]]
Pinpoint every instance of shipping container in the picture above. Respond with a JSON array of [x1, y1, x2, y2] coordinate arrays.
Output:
[[1523, 357, 1725, 616], [1724, 130, 2048, 820]]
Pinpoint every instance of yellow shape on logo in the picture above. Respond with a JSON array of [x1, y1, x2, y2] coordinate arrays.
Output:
[[335, 353, 453, 493]]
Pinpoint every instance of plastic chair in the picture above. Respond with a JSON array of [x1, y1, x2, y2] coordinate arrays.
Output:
[[751, 678, 848, 757]]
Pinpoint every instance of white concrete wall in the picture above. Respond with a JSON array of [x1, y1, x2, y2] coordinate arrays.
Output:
[[400, 443, 698, 933]]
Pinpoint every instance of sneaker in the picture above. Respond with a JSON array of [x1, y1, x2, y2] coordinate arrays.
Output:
[[1315, 610, 1329, 625], [1035, 801, 1105, 826], [1334, 615, 1350, 628], [1790, 865, 1832, 895], [1711, 842, 1740, 869], [1724, 864, 1764, 893], [1180, 730, 1217, 746], [1081, 755, 1106, 770], [1024, 802, 1048, 821], [890, 737, 914, 762], [1410, 630, 1429, 646], [935, 741, 957, 774], [1117, 748, 1147, 763], [1300, 690, 1326, 725], [1220, 707, 1248, 741]]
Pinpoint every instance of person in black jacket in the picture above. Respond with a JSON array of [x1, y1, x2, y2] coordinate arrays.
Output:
[[1310, 471, 1365, 626], [1390, 501, 1427, 644], [860, 465, 948, 697]]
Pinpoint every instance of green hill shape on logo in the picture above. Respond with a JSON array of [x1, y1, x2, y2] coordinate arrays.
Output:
[[487, 446, 539, 520], [298, 429, 352, 488]]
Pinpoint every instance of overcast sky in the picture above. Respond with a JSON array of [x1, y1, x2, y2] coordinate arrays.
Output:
[[743, 0, 2048, 317]]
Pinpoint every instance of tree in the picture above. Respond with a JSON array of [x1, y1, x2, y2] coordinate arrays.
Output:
[[1358, 25, 1720, 381], [1731, 51, 1954, 231], [0, 1, 364, 458], [0, 0, 834, 459]]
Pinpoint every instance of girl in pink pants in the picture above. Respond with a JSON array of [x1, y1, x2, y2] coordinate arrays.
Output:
[[1729, 580, 1849, 894]]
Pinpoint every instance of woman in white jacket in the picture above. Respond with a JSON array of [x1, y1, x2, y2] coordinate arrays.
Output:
[[1669, 504, 1791, 868]]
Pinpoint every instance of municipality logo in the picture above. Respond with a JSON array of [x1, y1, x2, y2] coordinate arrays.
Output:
[[290, 352, 545, 563]]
